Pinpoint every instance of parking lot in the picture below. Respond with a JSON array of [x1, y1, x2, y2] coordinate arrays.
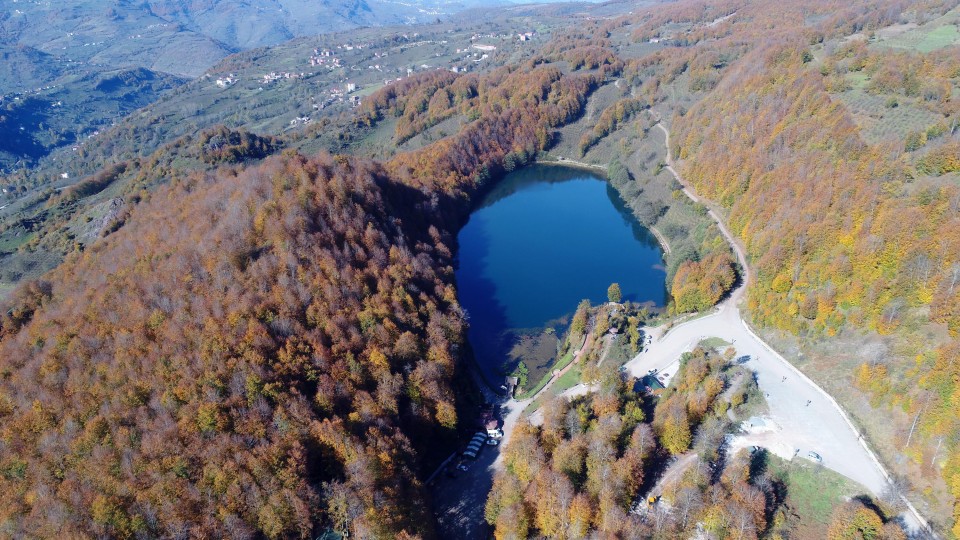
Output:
[[430, 437, 501, 539]]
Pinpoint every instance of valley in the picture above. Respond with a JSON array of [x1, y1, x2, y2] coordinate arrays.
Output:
[[0, 0, 959, 538]]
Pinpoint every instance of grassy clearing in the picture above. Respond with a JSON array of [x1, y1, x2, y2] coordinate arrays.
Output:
[[0, 230, 35, 253], [836, 87, 941, 145], [767, 455, 868, 525], [846, 71, 869, 90], [517, 350, 575, 400], [525, 360, 584, 413], [871, 5, 960, 52], [699, 336, 731, 350], [915, 24, 960, 52], [881, 22, 960, 53], [0, 282, 14, 301], [552, 360, 583, 393]]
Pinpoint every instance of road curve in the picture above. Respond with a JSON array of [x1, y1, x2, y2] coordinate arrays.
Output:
[[458, 120, 935, 537], [619, 121, 934, 536]]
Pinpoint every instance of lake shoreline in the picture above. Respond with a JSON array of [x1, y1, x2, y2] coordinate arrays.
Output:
[[454, 164, 667, 387]]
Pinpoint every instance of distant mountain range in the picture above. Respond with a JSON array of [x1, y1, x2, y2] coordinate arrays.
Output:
[[0, 0, 513, 171], [1, 0, 511, 79]]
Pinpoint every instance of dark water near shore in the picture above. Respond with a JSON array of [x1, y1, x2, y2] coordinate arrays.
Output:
[[455, 165, 667, 382]]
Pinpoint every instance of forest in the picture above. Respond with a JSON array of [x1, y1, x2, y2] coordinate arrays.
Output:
[[0, 27, 623, 536], [485, 346, 907, 539], [0, 153, 469, 537], [1, 0, 960, 536], [668, 4, 960, 534]]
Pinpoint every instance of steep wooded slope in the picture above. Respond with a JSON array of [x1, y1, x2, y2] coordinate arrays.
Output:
[[670, 9, 960, 536], [0, 44, 609, 537], [0, 153, 465, 538]]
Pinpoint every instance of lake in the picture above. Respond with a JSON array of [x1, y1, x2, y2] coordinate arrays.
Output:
[[455, 164, 667, 383]]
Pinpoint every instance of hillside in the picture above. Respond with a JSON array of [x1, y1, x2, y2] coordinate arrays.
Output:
[[144, 0, 512, 51], [0, 0, 509, 79], [0, 12, 563, 294], [0, 152, 468, 538], [1, 0, 960, 537], [0, 0, 516, 182], [0, 66, 185, 170]]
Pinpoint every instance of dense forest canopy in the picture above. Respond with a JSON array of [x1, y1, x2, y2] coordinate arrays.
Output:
[[1, 0, 960, 537], [0, 154, 467, 537]]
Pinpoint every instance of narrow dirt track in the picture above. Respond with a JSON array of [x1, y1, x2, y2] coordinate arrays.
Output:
[[616, 120, 935, 536]]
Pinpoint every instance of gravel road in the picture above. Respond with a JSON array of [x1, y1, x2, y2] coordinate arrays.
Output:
[[432, 120, 937, 538], [616, 121, 935, 536]]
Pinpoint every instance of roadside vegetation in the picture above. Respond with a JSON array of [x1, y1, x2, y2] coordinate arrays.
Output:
[[670, 4, 960, 530], [485, 344, 893, 539], [1, 0, 960, 536]]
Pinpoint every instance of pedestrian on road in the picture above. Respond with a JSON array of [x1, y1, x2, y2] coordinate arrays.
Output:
[[806, 400, 811, 406], [782, 376, 787, 382]]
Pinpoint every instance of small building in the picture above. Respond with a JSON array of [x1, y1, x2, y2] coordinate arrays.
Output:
[[479, 406, 502, 438], [504, 376, 519, 397], [635, 375, 665, 393]]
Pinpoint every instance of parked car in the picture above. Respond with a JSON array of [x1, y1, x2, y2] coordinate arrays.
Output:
[[457, 463, 470, 472], [805, 451, 823, 463], [486, 438, 500, 446]]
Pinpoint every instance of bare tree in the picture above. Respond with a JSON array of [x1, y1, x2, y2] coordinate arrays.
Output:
[[675, 486, 703, 531], [880, 474, 909, 513], [730, 505, 757, 540], [650, 502, 673, 534], [947, 263, 960, 293], [882, 297, 906, 326], [904, 390, 933, 449]]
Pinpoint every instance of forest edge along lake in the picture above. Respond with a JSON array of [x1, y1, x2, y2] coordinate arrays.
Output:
[[455, 164, 667, 390]]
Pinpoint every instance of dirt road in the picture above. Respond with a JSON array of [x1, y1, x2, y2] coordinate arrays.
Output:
[[617, 121, 934, 536], [434, 120, 934, 538]]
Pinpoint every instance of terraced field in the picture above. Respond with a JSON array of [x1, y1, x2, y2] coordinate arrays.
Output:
[[837, 86, 942, 145]]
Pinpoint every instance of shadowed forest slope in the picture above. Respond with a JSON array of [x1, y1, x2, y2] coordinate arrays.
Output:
[[0, 153, 467, 538]]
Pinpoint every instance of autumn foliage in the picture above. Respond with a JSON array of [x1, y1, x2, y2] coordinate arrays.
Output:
[[667, 7, 960, 534], [0, 153, 466, 538], [671, 252, 737, 314], [485, 363, 655, 538], [827, 500, 906, 540], [487, 346, 781, 539]]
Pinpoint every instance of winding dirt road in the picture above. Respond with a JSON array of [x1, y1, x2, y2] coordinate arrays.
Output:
[[437, 119, 936, 538], [616, 121, 934, 536]]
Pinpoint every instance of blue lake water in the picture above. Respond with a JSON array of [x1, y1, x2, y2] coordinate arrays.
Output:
[[455, 164, 667, 381]]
